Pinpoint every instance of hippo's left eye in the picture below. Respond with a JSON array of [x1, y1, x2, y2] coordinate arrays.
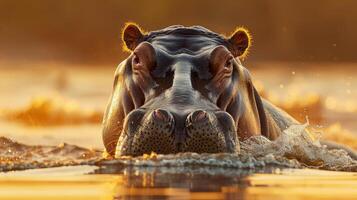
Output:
[[209, 46, 234, 77]]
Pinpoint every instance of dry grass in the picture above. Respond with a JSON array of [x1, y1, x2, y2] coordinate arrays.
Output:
[[2, 96, 103, 126], [255, 80, 324, 124], [323, 123, 357, 150]]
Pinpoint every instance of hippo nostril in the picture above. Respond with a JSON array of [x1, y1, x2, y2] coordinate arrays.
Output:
[[152, 109, 172, 122], [189, 110, 208, 123]]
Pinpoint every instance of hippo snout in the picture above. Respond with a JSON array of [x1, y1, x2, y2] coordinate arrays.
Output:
[[115, 108, 239, 157]]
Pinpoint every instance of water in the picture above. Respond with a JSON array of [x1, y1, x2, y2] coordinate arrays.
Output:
[[1, 128, 355, 200], [0, 123, 355, 173], [0, 137, 101, 171], [1, 132, 356, 200], [1, 165, 356, 200]]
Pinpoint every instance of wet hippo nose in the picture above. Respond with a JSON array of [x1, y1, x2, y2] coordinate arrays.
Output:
[[152, 109, 173, 123], [116, 107, 238, 156], [187, 110, 209, 125]]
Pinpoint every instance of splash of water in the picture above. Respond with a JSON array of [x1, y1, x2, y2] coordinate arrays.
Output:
[[0, 137, 101, 171], [0, 123, 356, 172], [240, 123, 357, 171]]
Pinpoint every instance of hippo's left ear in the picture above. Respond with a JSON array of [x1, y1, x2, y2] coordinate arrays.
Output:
[[122, 23, 146, 52], [227, 27, 252, 59]]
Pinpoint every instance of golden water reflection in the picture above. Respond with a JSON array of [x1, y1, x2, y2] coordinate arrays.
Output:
[[1, 166, 356, 200]]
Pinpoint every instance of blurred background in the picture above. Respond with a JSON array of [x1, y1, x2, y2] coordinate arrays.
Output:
[[1, 0, 357, 64], [0, 0, 356, 150]]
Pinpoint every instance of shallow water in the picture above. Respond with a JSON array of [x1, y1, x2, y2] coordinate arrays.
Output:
[[0, 123, 356, 173], [0, 103, 356, 199], [1, 165, 356, 200]]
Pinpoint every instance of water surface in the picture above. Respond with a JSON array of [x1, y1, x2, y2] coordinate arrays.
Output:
[[1, 165, 356, 200]]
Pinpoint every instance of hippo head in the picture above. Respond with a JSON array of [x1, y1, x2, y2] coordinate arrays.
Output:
[[103, 24, 268, 157]]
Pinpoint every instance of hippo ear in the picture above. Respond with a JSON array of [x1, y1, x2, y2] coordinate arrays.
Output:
[[122, 23, 145, 52], [227, 27, 252, 59]]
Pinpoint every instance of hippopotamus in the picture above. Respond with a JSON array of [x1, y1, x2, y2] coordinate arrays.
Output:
[[102, 23, 357, 159]]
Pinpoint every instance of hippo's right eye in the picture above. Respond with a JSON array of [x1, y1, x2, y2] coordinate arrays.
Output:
[[131, 42, 156, 74], [132, 53, 144, 75], [132, 54, 140, 65]]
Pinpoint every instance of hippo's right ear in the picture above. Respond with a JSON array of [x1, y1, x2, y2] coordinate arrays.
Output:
[[122, 23, 145, 52]]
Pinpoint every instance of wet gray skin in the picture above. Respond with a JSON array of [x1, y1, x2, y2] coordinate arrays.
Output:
[[102, 24, 297, 157]]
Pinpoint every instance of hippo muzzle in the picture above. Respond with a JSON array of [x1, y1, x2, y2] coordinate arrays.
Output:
[[102, 24, 269, 157], [116, 91, 238, 156]]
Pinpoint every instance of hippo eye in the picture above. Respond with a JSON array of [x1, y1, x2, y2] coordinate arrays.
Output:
[[131, 43, 156, 73], [133, 54, 140, 65], [225, 57, 234, 68]]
